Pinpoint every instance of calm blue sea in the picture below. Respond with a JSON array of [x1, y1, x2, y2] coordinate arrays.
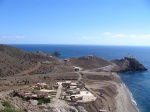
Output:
[[10, 44, 150, 112]]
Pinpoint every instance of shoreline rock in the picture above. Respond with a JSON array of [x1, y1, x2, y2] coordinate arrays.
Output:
[[111, 57, 148, 73]]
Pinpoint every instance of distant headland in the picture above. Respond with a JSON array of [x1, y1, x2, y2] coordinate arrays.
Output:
[[0, 44, 145, 112]]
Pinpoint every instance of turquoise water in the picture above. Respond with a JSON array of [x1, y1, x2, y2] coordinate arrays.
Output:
[[10, 44, 150, 112]]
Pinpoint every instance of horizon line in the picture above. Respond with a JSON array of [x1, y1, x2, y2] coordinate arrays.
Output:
[[3, 43, 150, 47]]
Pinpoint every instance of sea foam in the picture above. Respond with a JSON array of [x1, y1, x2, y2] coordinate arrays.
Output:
[[123, 83, 140, 112]]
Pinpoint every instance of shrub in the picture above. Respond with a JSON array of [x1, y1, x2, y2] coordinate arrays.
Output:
[[0, 108, 22, 112], [38, 98, 50, 105], [1, 100, 11, 108]]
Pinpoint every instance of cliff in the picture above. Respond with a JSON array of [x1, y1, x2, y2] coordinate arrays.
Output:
[[111, 57, 148, 72]]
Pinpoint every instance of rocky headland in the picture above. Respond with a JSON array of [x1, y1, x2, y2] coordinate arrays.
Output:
[[0, 44, 147, 112], [112, 56, 147, 72]]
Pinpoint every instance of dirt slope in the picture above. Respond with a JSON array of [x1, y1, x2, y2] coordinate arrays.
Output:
[[0, 44, 60, 77], [69, 56, 113, 70]]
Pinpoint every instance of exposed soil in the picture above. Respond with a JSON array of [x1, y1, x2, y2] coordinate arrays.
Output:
[[0, 44, 142, 112], [0, 44, 61, 77]]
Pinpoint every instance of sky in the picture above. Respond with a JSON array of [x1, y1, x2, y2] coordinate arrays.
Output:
[[0, 0, 150, 46]]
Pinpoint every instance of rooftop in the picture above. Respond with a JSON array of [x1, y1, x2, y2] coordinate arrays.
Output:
[[80, 91, 93, 96]]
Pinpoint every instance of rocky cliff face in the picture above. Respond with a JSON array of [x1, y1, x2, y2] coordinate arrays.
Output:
[[112, 57, 148, 72]]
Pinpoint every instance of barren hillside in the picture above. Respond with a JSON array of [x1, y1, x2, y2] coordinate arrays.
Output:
[[0, 44, 61, 77], [69, 56, 113, 70]]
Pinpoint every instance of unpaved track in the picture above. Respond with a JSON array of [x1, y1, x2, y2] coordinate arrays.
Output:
[[16, 62, 41, 75]]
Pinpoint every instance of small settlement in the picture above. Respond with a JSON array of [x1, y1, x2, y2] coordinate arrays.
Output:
[[12, 81, 97, 104]]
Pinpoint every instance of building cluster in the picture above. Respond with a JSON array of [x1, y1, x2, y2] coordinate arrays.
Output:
[[11, 81, 96, 103], [11, 83, 57, 100], [58, 81, 97, 102]]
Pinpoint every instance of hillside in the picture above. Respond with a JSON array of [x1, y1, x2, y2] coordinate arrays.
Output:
[[0, 44, 146, 112], [69, 56, 113, 70], [0, 45, 147, 77], [0, 44, 61, 77]]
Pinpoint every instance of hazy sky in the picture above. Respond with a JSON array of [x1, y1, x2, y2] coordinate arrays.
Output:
[[0, 0, 150, 46]]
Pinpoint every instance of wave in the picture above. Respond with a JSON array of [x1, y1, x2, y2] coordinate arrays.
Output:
[[123, 83, 140, 112]]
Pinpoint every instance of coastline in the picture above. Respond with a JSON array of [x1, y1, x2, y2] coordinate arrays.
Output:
[[2, 44, 148, 112], [114, 73, 139, 112]]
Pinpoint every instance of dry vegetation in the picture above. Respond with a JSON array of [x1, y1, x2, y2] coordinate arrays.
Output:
[[69, 56, 113, 70], [0, 44, 144, 112], [0, 44, 61, 77]]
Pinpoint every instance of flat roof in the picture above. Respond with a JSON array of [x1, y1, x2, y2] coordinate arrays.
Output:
[[40, 89, 55, 93], [80, 91, 93, 96]]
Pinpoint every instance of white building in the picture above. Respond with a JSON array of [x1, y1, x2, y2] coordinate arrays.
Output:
[[71, 91, 97, 102], [80, 91, 97, 102]]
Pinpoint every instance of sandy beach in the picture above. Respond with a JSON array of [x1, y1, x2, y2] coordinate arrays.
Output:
[[115, 81, 138, 112]]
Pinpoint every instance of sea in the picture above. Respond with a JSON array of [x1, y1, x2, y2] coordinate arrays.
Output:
[[9, 44, 150, 112]]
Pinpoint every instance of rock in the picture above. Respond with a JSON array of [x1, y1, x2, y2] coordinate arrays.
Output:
[[0, 103, 4, 109], [30, 100, 38, 106], [77, 106, 88, 112], [112, 57, 148, 72], [52, 51, 61, 56]]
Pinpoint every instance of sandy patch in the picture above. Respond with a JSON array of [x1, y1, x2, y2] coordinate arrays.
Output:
[[115, 83, 138, 112]]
